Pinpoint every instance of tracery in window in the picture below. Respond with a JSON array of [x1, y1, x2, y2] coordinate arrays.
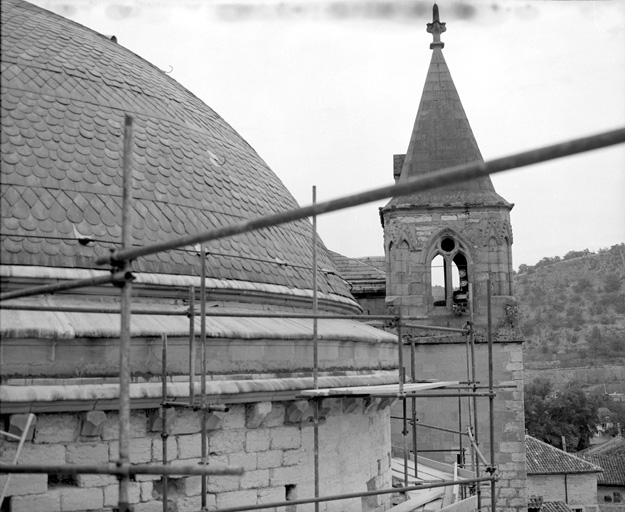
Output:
[[430, 236, 469, 314]]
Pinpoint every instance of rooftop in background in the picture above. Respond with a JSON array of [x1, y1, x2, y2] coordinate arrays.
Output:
[[579, 435, 625, 456], [525, 435, 603, 476], [580, 453, 625, 487]]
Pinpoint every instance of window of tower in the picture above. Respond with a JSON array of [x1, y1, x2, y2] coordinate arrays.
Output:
[[431, 254, 446, 303], [430, 237, 469, 314]]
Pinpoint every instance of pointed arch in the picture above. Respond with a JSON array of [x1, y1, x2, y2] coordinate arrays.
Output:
[[388, 239, 410, 295], [424, 228, 473, 313]]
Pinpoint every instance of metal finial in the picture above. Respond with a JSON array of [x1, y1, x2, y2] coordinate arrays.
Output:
[[426, 3, 446, 49]]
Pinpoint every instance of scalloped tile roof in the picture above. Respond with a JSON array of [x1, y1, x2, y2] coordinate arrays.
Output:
[[526, 435, 603, 475], [0, 0, 350, 299]]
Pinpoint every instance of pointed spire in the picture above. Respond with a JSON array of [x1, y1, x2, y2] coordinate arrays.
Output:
[[384, 4, 510, 210], [427, 3, 446, 49]]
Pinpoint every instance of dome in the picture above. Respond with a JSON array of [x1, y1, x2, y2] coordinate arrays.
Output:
[[0, 0, 351, 302]]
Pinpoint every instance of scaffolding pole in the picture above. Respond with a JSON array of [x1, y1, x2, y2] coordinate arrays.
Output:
[[199, 245, 208, 511], [161, 334, 169, 512], [312, 185, 320, 512], [116, 114, 134, 512]]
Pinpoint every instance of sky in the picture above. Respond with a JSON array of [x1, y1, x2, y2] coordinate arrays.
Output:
[[29, 0, 625, 269]]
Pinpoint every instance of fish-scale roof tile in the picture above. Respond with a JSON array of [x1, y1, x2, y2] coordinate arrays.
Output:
[[1, 0, 352, 301]]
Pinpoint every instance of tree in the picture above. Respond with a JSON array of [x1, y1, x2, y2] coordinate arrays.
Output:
[[524, 379, 599, 451]]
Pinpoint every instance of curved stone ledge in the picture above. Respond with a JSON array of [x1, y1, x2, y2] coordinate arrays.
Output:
[[0, 371, 400, 414], [0, 265, 360, 311]]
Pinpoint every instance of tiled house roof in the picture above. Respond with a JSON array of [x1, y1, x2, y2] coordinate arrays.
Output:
[[541, 502, 573, 512], [0, 0, 350, 298], [526, 435, 603, 475], [581, 454, 625, 486], [578, 435, 625, 456], [328, 251, 385, 282]]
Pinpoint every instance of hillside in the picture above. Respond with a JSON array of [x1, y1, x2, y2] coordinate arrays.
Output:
[[514, 244, 625, 375]]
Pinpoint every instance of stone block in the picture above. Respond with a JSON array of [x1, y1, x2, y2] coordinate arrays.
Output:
[[285, 400, 313, 424], [101, 411, 148, 440], [165, 409, 202, 436], [269, 426, 301, 450], [1, 443, 65, 466], [176, 496, 209, 512], [209, 429, 246, 454], [219, 405, 245, 429], [147, 408, 170, 433], [282, 449, 303, 467], [66, 442, 109, 465], [140, 481, 153, 501], [270, 465, 301, 486], [246, 428, 271, 452], [0, 473, 47, 496], [10, 490, 61, 512], [215, 489, 257, 509], [109, 436, 152, 464], [176, 476, 202, 497], [205, 410, 228, 430], [258, 485, 286, 504], [59, 487, 104, 511], [229, 452, 258, 471], [246, 401, 273, 429], [257, 450, 282, 470], [152, 435, 177, 461], [8, 414, 36, 442], [342, 397, 361, 414], [318, 398, 341, 419], [33, 413, 79, 444], [206, 474, 240, 493], [80, 411, 107, 437], [176, 433, 202, 460], [259, 402, 285, 428], [103, 481, 141, 506], [363, 398, 381, 414], [134, 501, 167, 512], [76, 473, 117, 488], [239, 468, 269, 490]]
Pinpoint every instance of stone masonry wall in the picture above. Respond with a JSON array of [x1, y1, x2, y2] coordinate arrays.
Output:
[[1, 397, 392, 512], [390, 341, 526, 511], [384, 208, 514, 327]]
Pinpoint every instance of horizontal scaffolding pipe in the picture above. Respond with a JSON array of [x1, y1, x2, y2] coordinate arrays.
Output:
[[390, 417, 468, 436], [0, 464, 243, 477], [398, 392, 495, 399], [367, 392, 495, 399], [0, 272, 133, 302], [212, 475, 496, 512], [0, 304, 188, 315], [96, 128, 625, 267], [162, 401, 229, 412], [402, 323, 469, 334]]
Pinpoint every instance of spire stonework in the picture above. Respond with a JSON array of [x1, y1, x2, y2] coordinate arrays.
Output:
[[427, 3, 446, 49]]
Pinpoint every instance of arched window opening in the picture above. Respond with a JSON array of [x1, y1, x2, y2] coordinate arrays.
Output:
[[430, 236, 469, 314], [431, 254, 445, 303]]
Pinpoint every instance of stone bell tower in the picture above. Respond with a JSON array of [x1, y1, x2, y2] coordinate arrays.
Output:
[[381, 4, 517, 335], [381, 5, 527, 510]]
